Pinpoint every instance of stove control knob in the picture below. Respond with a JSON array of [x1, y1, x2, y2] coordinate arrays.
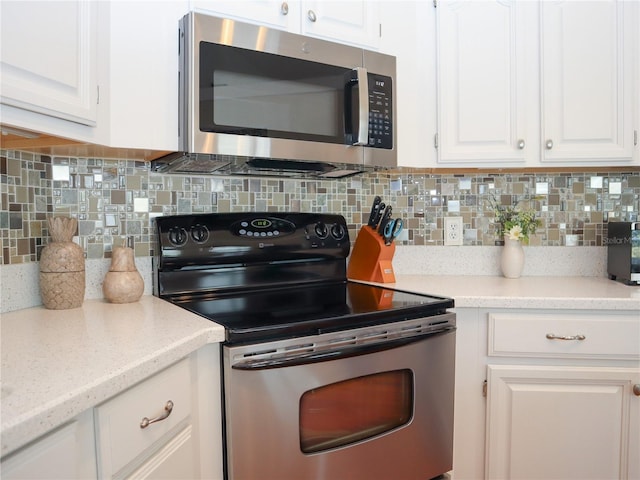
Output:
[[191, 224, 209, 243], [168, 227, 188, 246], [314, 222, 328, 239], [330, 223, 346, 240]]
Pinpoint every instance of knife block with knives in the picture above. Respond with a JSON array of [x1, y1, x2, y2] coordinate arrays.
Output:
[[348, 225, 396, 283], [348, 196, 402, 283]]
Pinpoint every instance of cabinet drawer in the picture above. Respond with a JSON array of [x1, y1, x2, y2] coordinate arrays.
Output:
[[488, 312, 640, 359], [95, 358, 192, 476]]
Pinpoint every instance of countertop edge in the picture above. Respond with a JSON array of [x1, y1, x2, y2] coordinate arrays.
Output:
[[3, 276, 639, 457], [387, 275, 640, 311], [1, 299, 225, 458]]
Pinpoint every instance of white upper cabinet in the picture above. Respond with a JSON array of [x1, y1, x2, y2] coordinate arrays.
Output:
[[378, 1, 437, 168], [300, 1, 380, 49], [436, 0, 638, 167], [0, 0, 98, 126], [540, 1, 635, 164], [189, 0, 299, 31], [107, 1, 188, 151], [190, 0, 380, 49], [436, 0, 537, 166]]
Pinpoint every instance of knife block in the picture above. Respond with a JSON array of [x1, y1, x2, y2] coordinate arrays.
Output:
[[347, 226, 396, 283]]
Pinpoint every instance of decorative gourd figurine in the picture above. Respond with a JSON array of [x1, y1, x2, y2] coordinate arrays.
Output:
[[103, 238, 144, 303], [39, 216, 85, 309]]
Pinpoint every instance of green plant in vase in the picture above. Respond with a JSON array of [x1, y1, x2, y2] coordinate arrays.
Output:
[[488, 194, 540, 244]]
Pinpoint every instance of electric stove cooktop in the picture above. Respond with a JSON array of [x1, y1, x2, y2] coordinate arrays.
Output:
[[153, 212, 454, 345]]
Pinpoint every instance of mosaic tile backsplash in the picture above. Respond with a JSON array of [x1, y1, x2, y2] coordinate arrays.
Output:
[[1, 149, 638, 265]]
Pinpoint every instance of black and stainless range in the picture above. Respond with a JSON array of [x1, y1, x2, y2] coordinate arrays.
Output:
[[153, 212, 456, 480]]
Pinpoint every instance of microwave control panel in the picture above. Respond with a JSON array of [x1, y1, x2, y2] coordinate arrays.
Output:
[[367, 73, 393, 149]]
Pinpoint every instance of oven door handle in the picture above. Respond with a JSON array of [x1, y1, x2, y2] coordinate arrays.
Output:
[[231, 328, 453, 370]]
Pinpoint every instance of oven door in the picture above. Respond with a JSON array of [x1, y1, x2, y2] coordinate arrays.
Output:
[[222, 318, 455, 480]]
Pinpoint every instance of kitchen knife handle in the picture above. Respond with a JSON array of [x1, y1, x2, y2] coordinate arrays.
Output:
[[367, 196, 382, 227], [378, 205, 393, 235]]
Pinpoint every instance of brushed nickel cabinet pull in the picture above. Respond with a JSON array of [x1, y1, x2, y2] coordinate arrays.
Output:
[[546, 333, 586, 341], [140, 400, 174, 429]]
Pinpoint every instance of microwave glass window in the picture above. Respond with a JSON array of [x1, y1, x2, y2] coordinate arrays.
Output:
[[211, 70, 339, 136], [299, 369, 413, 453], [200, 43, 347, 144]]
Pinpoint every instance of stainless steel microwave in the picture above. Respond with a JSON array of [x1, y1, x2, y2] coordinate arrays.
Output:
[[153, 12, 396, 178]]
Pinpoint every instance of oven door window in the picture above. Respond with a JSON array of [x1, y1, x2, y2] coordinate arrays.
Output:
[[199, 42, 350, 144], [299, 369, 413, 453]]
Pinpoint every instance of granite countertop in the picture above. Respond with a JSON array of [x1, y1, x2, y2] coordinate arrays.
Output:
[[2, 276, 638, 458], [0, 296, 225, 457], [389, 275, 640, 310]]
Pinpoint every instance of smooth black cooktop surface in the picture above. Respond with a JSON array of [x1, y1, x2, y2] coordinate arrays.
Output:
[[164, 281, 454, 344]]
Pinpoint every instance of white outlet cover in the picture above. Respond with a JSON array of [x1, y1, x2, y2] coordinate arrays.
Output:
[[444, 217, 463, 246]]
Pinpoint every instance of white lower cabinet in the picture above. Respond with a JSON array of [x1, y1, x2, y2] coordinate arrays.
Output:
[[0, 410, 97, 480], [452, 308, 640, 480], [485, 310, 640, 480], [452, 307, 487, 479], [0, 344, 223, 480], [95, 357, 196, 479], [94, 343, 223, 480], [486, 365, 639, 480]]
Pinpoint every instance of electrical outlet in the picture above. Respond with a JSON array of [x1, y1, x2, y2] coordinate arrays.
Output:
[[444, 217, 463, 246]]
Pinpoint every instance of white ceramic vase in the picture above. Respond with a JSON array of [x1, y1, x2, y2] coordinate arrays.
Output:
[[500, 236, 525, 278]]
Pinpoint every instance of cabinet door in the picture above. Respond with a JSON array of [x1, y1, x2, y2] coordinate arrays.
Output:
[[301, 1, 380, 48], [436, 0, 538, 166], [541, 1, 635, 164], [451, 308, 486, 480], [190, 0, 299, 30], [122, 427, 196, 480], [0, 410, 96, 480], [108, 0, 187, 151], [486, 365, 639, 480], [0, 0, 98, 126], [95, 358, 194, 478]]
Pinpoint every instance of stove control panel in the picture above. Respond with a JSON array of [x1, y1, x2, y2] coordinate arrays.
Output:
[[311, 221, 346, 241], [155, 212, 350, 269], [231, 217, 296, 238], [167, 224, 210, 246]]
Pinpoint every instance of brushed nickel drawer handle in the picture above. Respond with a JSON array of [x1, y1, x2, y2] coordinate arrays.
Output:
[[140, 400, 174, 429], [546, 333, 586, 341]]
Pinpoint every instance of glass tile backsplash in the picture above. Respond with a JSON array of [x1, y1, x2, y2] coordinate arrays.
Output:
[[1, 149, 638, 264]]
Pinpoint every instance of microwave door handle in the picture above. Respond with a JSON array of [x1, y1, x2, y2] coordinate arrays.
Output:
[[353, 67, 369, 146]]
